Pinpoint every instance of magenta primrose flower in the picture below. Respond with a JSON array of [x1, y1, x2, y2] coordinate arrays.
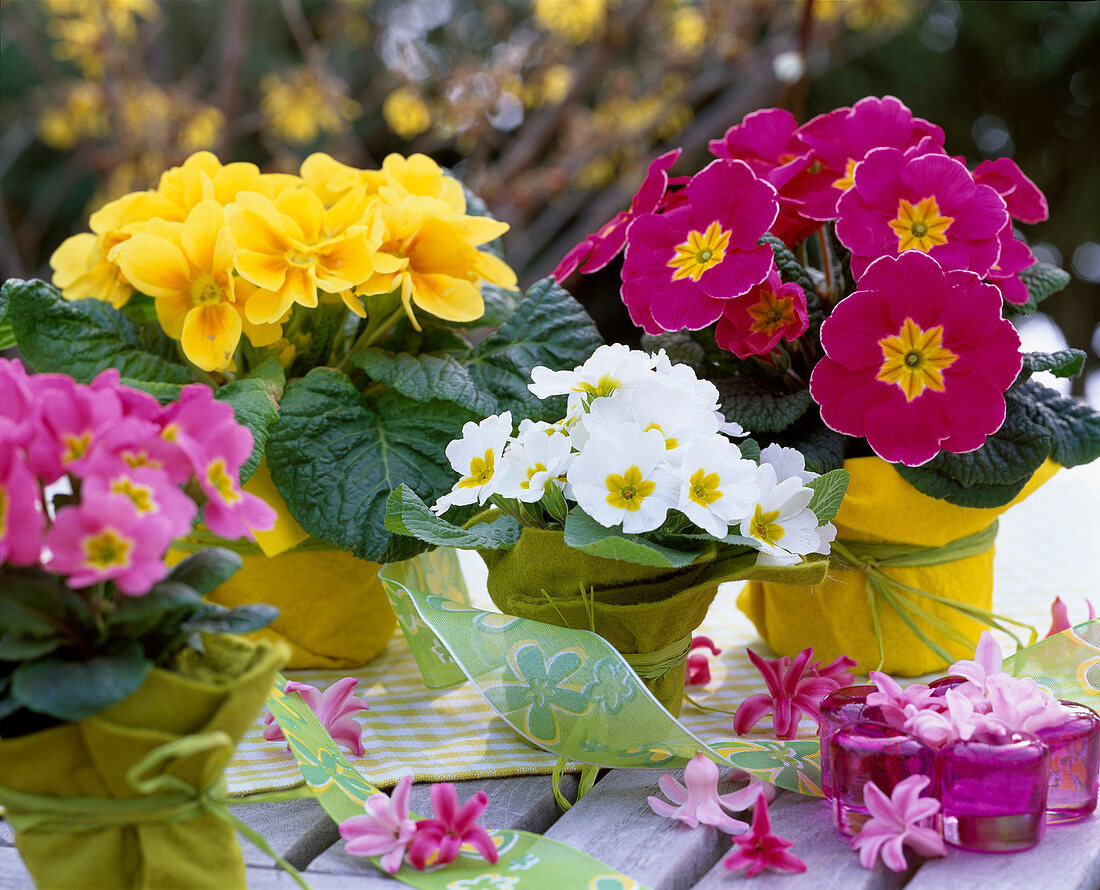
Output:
[[620, 158, 778, 335], [810, 251, 1023, 466], [81, 465, 199, 538], [647, 752, 764, 833], [1046, 596, 1096, 637], [835, 147, 1008, 280], [264, 677, 370, 755], [723, 792, 806, 877], [407, 782, 499, 871], [685, 635, 721, 686], [733, 647, 843, 739], [714, 261, 809, 359], [340, 775, 417, 874], [0, 440, 45, 566], [851, 775, 946, 872]]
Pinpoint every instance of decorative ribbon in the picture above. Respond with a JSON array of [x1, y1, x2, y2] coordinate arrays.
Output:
[[623, 634, 693, 680], [831, 520, 1037, 668], [0, 732, 310, 890]]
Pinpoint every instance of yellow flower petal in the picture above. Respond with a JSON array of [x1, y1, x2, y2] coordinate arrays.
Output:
[[155, 289, 197, 339], [235, 248, 288, 292], [275, 188, 325, 242], [409, 272, 484, 322], [116, 234, 194, 300], [242, 284, 294, 326], [181, 302, 242, 371], [181, 200, 229, 273], [476, 250, 519, 289]]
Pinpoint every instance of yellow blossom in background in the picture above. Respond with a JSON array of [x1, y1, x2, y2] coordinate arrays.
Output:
[[534, 0, 608, 44], [538, 65, 575, 106], [37, 82, 108, 150], [179, 105, 225, 153], [668, 4, 708, 56], [42, 0, 158, 77], [383, 87, 432, 140], [260, 67, 361, 145], [812, 0, 914, 30]]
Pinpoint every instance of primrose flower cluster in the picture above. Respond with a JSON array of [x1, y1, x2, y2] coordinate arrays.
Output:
[[0, 357, 274, 594], [50, 150, 516, 372], [431, 345, 836, 565], [554, 96, 1056, 469]]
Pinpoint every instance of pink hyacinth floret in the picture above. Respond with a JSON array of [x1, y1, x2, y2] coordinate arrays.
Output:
[[714, 262, 809, 359], [1046, 596, 1097, 637], [851, 775, 946, 872], [340, 774, 417, 874], [264, 677, 370, 756], [722, 792, 806, 877], [620, 158, 777, 335], [866, 671, 937, 731], [407, 782, 499, 871], [733, 647, 844, 739], [809, 251, 1023, 466], [647, 752, 765, 833], [685, 635, 721, 686]]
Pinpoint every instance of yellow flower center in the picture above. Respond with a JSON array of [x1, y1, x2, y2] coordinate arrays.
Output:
[[668, 221, 732, 282], [573, 374, 620, 399], [688, 468, 722, 508], [285, 249, 317, 268], [643, 422, 678, 450], [749, 504, 785, 545], [206, 459, 241, 504], [604, 465, 656, 512], [747, 288, 797, 335], [83, 529, 133, 571], [190, 273, 226, 306], [62, 431, 93, 464], [876, 317, 959, 402], [122, 450, 160, 470], [521, 462, 548, 490], [457, 449, 496, 489], [161, 423, 180, 443], [0, 488, 7, 538], [110, 478, 156, 514], [832, 158, 858, 192], [888, 196, 954, 254]]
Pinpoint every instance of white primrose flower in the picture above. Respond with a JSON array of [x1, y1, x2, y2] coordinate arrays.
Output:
[[567, 426, 678, 533], [495, 427, 574, 503], [431, 412, 513, 514], [739, 462, 828, 566], [653, 350, 746, 436], [674, 435, 760, 538], [528, 344, 656, 407], [759, 443, 818, 484]]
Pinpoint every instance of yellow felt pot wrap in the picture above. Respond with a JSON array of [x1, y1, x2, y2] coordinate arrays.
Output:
[[0, 636, 286, 890], [737, 457, 1059, 676], [482, 527, 829, 715]]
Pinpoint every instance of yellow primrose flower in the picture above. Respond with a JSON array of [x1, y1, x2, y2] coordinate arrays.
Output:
[[155, 151, 274, 217], [49, 189, 178, 307], [228, 186, 382, 326], [378, 153, 467, 215], [383, 87, 432, 141], [300, 153, 386, 206], [115, 200, 244, 372]]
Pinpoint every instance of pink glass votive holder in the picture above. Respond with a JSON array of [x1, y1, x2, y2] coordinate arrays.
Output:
[[928, 676, 967, 696], [818, 685, 878, 799], [828, 721, 934, 836], [1036, 701, 1100, 824], [936, 731, 1050, 852]]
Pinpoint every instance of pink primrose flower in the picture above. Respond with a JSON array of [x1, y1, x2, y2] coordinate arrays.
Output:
[[25, 374, 123, 483], [733, 647, 842, 739], [851, 775, 946, 872], [986, 224, 1038, 305], [685, 635, 721, 686], [809, 251, 1023, 466], [1046, 596, 1096, 637], [792, 95, 946, 222], [81, 466, 198, 538], [866, 671, 938, 731], [620, 159, 777, 335], [708, 108, 821, 244], [714, 262, 809, 358], [89, 367, 164, 422], [44, 494, 173, 594], [0, 359, 37, 448], [340, 774, 417, 874], [722, 792, 806, 877], [647, 752, 764, 833], [407, 783, 498, 871], [264, 677, 370, 755], [0, 441, 45, 566], [972, 157, 1048, 224], [835, 148, 1007, 280], [552, 149, 682, 281]]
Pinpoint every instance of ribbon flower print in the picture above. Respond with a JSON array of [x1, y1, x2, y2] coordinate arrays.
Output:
[[264, 677, 370, 756]]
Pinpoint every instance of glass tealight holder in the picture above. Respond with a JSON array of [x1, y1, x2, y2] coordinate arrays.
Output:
[[1036, 701, 1100, 824], [829, 721, 934, 836], [818, 685, 878, 799], [928, 676, 967, 696], [936, 731, 1050, 852]]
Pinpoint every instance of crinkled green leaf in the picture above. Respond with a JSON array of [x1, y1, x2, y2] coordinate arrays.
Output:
[[777, 421, 849, 474], [738, 437, 761, 464], [119, 379, 185, 403], [714, 376, 814, 433], [266, 367, 479, 562], [384, 484, 522, 550], [215, 358, 285, 482], [108, 581, 204, 639], [12, 642, 151, 721], [563, 508, 704, 568], [3, 278, 194, 383], [473, 283, 523, 327], [806, 468, 850, 525], [1016, 349, 1086, 385], [1013, 378, 1100, 468], [184, 603, 280, 635], [1002, 263, 1072, 319], [352, 348, 493, 416], [639, 330, 706, 368]]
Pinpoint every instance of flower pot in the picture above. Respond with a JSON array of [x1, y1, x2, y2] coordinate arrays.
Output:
[[0, 635, 286, 890], [737, 457, 1058, 676], [481, 527, 828, 715]]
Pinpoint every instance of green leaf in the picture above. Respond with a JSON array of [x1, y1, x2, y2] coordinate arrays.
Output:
[[738, 437, 761, 464], [563, 508, 704, 568], [165, 548, 244, 595], [0, 571, 72, 637], [1002, 263, 1072, 319], [806, 468, 850, 525], [0, 322, 15, 351], [761, 233, 819, 299], [1016, 349, 1086, 384], [108, 581, 204, 639], [118, 379, 185, 403], [384, 485, 522, 550], [184, 603, 279, 635], [1013, 378, 1100, 468], [473, 283, 523, 327], [0, 635, 62, 660], [639, 331, 706, 368], [3, 279, 194, 384], [216, 359, 285, 482], [714, 376, 814, 433], [266, 367, 479, 562], [12, 643, 151, 721], [777, 421, 849, 474]]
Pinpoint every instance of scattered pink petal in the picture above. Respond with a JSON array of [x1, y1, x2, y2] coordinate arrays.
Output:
[[685, 636, 721, 686], [733, 647, 842, 739], [647, 752, 765, 833], [723, 792, 806, 877], [407, 783, 498, 870], [264, 677, 370, 756], [1046, 596, 1097, 637], [340, 775, 417, 874], [851, 775, 946, 872]]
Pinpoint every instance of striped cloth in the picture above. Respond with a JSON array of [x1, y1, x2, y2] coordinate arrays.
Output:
[[224, 462, 1100, 796]]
